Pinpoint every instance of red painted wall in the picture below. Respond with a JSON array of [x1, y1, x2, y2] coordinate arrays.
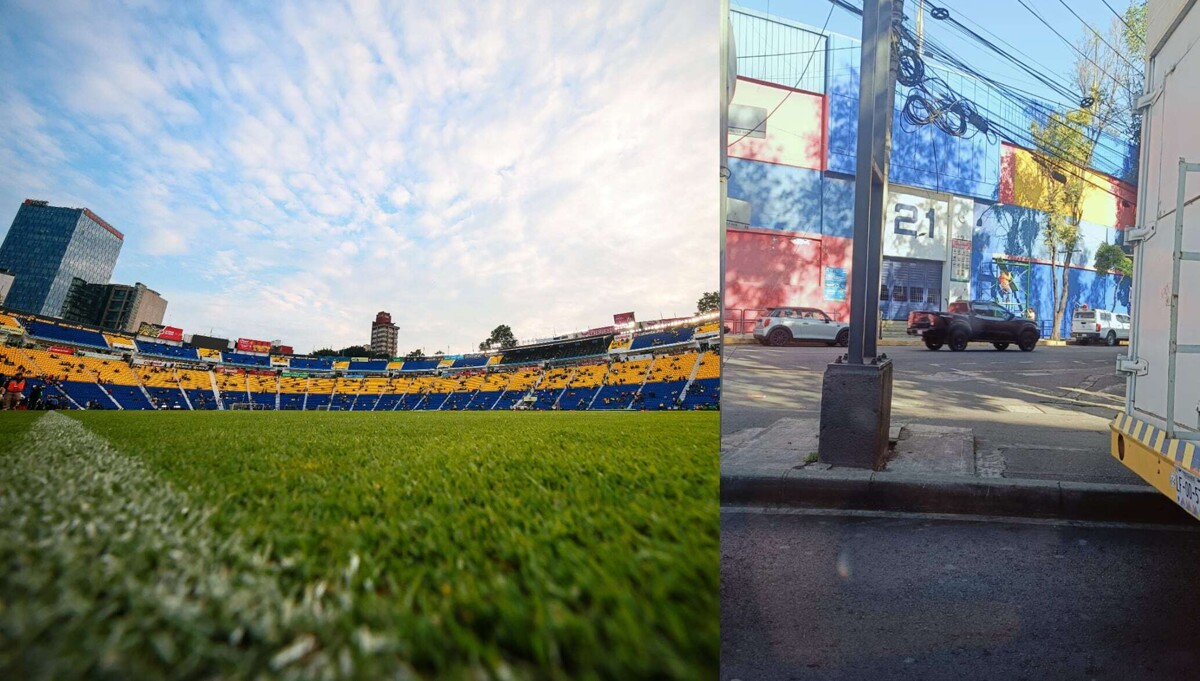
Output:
[[725, 229, 852, 329]]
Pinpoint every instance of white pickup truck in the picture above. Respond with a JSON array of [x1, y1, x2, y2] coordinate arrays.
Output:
[[1071, 308, 1130, 346], [1110, 0, 1200, 521]]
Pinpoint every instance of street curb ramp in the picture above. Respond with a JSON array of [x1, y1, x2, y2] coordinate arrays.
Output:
[[721, 472, 1193, 524]]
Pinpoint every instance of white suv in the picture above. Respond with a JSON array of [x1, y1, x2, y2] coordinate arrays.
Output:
[[1071, 308, 1130, 346]]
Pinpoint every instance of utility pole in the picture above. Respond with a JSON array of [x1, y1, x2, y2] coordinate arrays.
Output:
[[818, 0, 902, 469], [720, 0, 733, 347]]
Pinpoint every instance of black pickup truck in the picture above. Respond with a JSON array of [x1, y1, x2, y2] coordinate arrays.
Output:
[[907, 300, 1040, 352]]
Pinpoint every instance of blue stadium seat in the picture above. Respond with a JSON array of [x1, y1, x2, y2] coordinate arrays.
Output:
[[420, 393, 449, 410], [590, 385, 640, 410], [557, 387, 600, 410], [24, 320, 108, 349], [465, 391, 502, 410], [290, 357, 333, 371], [61, 381, 116, 409], [185, 388, 220, 410], [629, 327, 695, 351], [374, 394, 402, 411], [223, 352, 270, 367], [135, 340, 200, 361], [680, 378, 720, 409], [107, 385, 154, 410], [640, 380, 688, 410]]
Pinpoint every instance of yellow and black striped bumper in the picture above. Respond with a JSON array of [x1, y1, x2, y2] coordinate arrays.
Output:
[[1111, 413, 1200, 521]]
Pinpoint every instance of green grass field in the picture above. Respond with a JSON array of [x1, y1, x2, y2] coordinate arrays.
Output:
[[0, 410, 717, 680]]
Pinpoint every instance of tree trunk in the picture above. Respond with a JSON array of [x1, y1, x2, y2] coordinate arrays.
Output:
[[1053, 252, 1073, 340], [1048, 250, 1061, 340]]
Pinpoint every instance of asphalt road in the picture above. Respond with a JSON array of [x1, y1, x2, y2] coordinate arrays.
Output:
[[722, 342, 1138, 484], [721, 508, 1200, 681]]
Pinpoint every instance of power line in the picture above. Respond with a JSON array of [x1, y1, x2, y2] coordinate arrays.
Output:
[[1012, 0, 1133, 97], [727, 1, 836, 148], [1054, 0, 1139, 72], [1100, 0, 1135, 34]]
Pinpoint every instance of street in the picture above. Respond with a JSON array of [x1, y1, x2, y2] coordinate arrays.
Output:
[[721, 507, 1200, 681], [721, 342, 1138, 484]]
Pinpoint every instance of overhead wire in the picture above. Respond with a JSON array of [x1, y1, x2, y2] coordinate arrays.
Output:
[[1012, 0, 1134, 97], [1100, 0, 1135, 34], [796, 0, 1137, 201], [1054, 0, 1139, 72], [727, 1, 837, 148]]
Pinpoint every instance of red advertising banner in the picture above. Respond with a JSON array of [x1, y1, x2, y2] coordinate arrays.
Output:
[[47, 345, 75, 356], [159, 326, 183, 342], [236, 338, 272, 353], [613, 311, 636, 325], [275, 345, 294, 355], [583, 325, 615, 337]]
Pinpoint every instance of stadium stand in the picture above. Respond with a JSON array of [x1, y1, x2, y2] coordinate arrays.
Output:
[[0, 313, 24, 334], [629, 327, 694, 351], [681, 350, 719, 409], [215, 371, 249, 408], [500, 335, 611, 365], [247, 373, 278, 409], [103, 333, 137, 350], [0, 312, 720, 411], [529, 367, 573, 409], [135, 340, 200, 361], [223, 352, 270, 368], [290, 356, 332, 371], [23, 319, 108, 349]]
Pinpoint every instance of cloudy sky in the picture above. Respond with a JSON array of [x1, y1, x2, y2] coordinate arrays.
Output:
[[0, 0, 717, 354]]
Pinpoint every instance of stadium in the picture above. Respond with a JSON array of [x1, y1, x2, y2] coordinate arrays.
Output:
[[0, 311, 720, 412], [0, 306, 721, 679]]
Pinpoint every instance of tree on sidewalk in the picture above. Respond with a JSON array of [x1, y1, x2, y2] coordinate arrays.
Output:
[[1093, 241, 1133, 311]]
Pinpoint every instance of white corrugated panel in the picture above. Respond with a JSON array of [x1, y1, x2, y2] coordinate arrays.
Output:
[[1133, 0, 1200, 430]]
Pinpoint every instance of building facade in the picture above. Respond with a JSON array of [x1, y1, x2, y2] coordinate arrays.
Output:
[[0, 269, 13, 306], [0, 199, 124, 317], [724, 8, 1136, 338], [61, 279, 167, 333], [371, 311, 398, 357]]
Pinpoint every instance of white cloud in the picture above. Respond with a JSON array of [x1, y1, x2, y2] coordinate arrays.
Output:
[[0, 0, 717, 354]]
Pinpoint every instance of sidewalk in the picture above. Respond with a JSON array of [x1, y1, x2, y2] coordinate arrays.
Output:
[[721, 417, 1191, 524]]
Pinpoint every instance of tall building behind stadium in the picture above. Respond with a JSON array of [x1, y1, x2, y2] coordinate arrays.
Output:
[[0, 199, 124, 317], [724, 7, 1136, 338], [371, 311, 398, 357]]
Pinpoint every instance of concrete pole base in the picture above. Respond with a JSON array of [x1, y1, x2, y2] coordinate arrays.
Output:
[[818, 359, 894, 469]]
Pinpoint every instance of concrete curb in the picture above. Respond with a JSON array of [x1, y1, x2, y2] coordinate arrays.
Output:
[[721, 472, 1193, 524]]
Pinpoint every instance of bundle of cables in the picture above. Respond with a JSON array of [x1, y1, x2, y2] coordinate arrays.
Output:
[[892, 24, 996, 143]]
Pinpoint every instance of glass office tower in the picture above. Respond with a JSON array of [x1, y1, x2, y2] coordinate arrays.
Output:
[[0, 199, 123, 317]]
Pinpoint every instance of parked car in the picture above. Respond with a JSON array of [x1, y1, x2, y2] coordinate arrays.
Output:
[[1071, 307, 1130, 346], [754, 307, 849, 347], [907, 300, 1040, 352]]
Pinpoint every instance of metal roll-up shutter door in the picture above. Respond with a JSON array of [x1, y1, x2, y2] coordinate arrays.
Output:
[[880, 258, 943, 320]]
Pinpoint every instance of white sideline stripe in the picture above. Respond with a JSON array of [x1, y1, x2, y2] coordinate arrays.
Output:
[[0, 412, 377, 676]]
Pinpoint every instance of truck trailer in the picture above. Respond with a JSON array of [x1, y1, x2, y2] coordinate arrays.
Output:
[[1111, 0, 1200, 520]]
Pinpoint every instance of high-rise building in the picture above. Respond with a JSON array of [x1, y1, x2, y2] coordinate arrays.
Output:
[[371, 311, 398, 357], [0, 199, 123, 317], [61, 279, 167, 333]]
